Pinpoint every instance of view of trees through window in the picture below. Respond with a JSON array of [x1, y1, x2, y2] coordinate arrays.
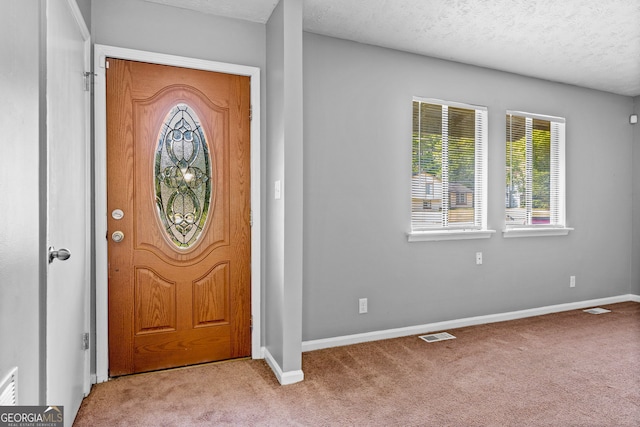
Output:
[[505, 115, 552, 225], [412, 104, 563, 233], [412, 100, 479, 229]]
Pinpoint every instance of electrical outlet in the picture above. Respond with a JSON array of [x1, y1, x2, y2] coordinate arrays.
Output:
[[476, 252, 483, 265], [570, 276, 576, 288], [359, 298, 368, 314]]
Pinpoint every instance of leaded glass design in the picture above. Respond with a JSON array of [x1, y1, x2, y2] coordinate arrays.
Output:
[[155, 104, 211, 248]]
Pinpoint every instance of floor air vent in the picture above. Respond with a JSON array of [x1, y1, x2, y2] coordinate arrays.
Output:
[[583, 307, 611, 315], [0, 367, 18, 406], [419, 332, 456, 343]]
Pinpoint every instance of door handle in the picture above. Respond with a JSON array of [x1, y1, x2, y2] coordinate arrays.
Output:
[[49, 247, 71, 263]]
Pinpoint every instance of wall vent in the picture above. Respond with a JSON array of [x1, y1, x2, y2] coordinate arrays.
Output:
[[583, 307, 611, 315], [0, 367, 18, 406], [419, 332, 456, 343]]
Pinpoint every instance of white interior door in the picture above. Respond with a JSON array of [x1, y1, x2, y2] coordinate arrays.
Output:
[[46, 0, 90, 425]]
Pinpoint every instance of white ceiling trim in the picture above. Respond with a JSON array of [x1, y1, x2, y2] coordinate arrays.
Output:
[[145, 0, 279, 23]]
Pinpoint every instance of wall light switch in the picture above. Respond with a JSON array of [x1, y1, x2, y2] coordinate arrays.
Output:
[[274, 180, 281, 200], [476, 252, 483, 265]]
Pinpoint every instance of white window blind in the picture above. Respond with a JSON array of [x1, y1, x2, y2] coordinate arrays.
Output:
[[412, 98, 488, 232], [505, 111, 566, 228]]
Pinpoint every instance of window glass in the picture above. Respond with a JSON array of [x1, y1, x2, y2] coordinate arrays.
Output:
[[412, 98, 487, 232], [505, 112, 565, 228], [155, 104, 211, 248]]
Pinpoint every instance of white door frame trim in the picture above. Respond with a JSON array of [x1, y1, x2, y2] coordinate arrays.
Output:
[[93, 44, 262, 383]]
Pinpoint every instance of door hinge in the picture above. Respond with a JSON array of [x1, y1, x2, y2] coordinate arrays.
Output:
[[249, 105, 252, 121], [82, 332, 90, 350], [250, 210, 253, 227], [83, 71, 95, 92], [250, 316, 253, 331]]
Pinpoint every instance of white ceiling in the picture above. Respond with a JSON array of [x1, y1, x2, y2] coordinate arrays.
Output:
[[145, 0, 640, 97]]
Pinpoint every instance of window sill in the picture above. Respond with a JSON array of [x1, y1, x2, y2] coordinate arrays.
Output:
[[407, 229, 496, 242], [502, 227, 574, 238]]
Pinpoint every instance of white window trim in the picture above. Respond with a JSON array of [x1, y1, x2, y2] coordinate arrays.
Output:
[[502, 227, 573, 238], [408, 229, 496, 242], [409, 98, 494, 242], [503, 110, 570, 238]]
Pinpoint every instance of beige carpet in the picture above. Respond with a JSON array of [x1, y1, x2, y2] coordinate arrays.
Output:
[[75, 302, 640, 426]]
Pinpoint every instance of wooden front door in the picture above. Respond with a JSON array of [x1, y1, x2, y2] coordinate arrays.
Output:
[[106, 59, 251, 376]]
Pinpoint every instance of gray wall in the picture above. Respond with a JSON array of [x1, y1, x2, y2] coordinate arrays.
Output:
[[91, 0, 265, 70], [0, 0, 43, 405], [633, 96, 640, 295], [266, 0, 304, 374], [302, 33, 635, 341], [76, 0, 91, 30], [265, 0, 286, 367]]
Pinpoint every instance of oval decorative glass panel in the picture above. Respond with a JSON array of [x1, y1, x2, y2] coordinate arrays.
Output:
[[154, 104, 211, 248]]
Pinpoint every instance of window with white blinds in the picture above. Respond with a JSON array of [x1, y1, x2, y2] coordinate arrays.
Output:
[[505, 111, 566, 229], [411, 98, 488, 233]]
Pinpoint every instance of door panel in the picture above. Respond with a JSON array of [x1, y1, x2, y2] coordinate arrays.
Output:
[[193, 263, 230, 326], [46, 0, 90, 424], [107, 59, 250, 376], [134, 268, 177, 334]]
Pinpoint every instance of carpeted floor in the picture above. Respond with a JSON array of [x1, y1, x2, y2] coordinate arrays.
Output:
[[74, 302, 640, 426]]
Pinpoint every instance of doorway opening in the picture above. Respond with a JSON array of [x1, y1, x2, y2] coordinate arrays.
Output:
[[94, 45, 262, 381]]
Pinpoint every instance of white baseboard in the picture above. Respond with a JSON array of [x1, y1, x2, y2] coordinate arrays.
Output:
[[254, 346, 265, 360], [302, 294, 639, 353], [263, 347, 304, 385]]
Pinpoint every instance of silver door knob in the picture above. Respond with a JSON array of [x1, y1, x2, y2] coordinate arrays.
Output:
[[112, 231, 125, 242], [49, 247, 71, 263]]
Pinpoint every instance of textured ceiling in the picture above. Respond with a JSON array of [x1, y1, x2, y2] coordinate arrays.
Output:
[[145, 0, 640, 96]]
